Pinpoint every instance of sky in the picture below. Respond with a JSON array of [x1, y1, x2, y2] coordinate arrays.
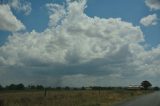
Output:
[[0, 0, 160, 87]]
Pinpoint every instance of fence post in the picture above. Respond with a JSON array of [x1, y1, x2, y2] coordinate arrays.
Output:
[[44, 88, 47, 97]]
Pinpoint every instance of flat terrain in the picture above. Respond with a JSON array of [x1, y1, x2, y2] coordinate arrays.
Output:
[[0, 90, 148, 106], [115, 91, 160, 106]]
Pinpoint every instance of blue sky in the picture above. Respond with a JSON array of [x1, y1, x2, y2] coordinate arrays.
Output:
[[0, 0, 160, 87]]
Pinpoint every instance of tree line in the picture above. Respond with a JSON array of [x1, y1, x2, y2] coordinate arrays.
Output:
[[0, 84, 124, 90], [0, 81, 159, 91], [0, 84, 45, 90]]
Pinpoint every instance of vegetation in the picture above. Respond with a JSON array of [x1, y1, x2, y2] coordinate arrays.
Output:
[[0, 83, 156, 91], [153, 86, 160, 91], [0, 82, 157, 106], [5, 84, 25, 90], [141, 80, 152, 90], [0, 89, 148, 106]]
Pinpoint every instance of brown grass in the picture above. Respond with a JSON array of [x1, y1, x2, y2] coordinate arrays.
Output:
[[0, 90, 148, 106]]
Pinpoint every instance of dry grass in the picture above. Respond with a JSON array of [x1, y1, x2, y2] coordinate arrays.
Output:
[[0, 90, 148, 106]]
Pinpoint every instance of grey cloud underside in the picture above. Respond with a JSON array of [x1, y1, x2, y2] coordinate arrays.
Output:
[[0, 0, 160, 86]]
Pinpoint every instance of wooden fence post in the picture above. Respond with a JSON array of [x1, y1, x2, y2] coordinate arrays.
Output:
[[44, 88, 47, 97]]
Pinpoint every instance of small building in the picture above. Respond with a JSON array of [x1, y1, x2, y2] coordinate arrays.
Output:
[[84, 87, 92, 90], [127, 85, 143, 90]]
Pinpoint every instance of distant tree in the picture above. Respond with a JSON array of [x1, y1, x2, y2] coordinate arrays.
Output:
[[153, 86, 159, 91], [73, 88, 78, 90], [141, 80, 152, 90], [28, 85, 36, 89], [0, 84, 3, 90], [46, 87, 52, 90], [17, 83, 25, 90], [64, 86, 70, 90], [56, 87, 62, 90], [81, 87, 85, 90], [6, 83, 25, 90], [36, 85, 44, 90], [6, 84, 17, 90]]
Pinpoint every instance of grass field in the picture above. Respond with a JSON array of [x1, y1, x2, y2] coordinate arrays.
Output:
[[0, 90, 149, 106]]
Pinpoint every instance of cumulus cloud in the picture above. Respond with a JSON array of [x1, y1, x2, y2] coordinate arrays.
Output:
[[0, 5, 25, 32], [9, 0, 32, 15], [0, 0, 159, 86], [145, 0, 160, 10], [140, 14, 158, 26]]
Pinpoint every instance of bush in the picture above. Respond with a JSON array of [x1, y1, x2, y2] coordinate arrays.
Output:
[[6, 83, 25, 90], [153, 86, 159, 91], [0, 84, 3, 90]]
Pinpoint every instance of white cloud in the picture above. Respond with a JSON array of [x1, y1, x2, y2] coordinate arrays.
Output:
[[0, 8, 144, 66], [145, 0, 160, 10], [9, 0, 32, 15], [140, 14, 158, 26], [0, 0, 160, 86], [0, 5, 25, 32]]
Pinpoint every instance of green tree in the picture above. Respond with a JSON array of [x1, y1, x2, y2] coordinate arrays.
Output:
[[17, 83, 25, 90], [6, 83, 25, 90], [6, 84, 17, 90], [64, 86, 70, 90], [0, 84, 3, 90], [141, 80, 152, 90], [28, 85, 36, 89], [153, 86, 159, 91], [36, 85, 44, 90]]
